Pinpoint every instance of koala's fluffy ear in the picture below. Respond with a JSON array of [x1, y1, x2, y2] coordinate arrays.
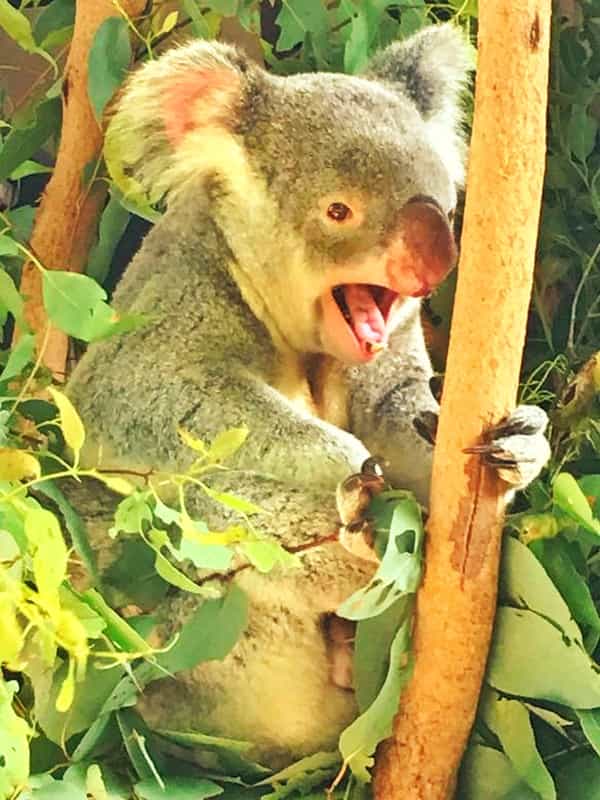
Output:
[[106, 42, 253, 202], [364, 25, 473, 184]]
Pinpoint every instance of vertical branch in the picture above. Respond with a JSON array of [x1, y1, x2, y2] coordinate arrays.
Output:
[[17, 0, 146, 379], [374, 3, 551, 798]]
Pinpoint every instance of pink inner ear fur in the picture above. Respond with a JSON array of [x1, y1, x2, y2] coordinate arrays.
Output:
[[163, 69, 238, 145]]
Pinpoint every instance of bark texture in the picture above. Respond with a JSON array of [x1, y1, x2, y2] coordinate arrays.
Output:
[[18, 0, 146, 379], [374, 3, 551, 798]]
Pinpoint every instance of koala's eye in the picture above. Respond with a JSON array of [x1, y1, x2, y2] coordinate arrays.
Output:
[[327, 202, 353, 222]]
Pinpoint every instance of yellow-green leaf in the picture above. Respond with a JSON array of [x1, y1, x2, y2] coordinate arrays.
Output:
[[91, 471, 136, 496], [25, 508, 68, 608], [56, 657, 75, 712], [0, 595, 23, 667], [160, 10, 178, 34], [0, 449, 40, 481], [206, 426, 249, 463], [178, 427, 208, 454], [49, 387, 85, 464]]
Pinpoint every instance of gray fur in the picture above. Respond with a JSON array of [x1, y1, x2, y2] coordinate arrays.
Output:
[[66, 25, 546, 768]]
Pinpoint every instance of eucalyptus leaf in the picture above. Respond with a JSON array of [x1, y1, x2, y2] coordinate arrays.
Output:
[[0, 99, 61, 181], [88, 17, 132, 121], [87, 193, 130, 285], [487, 607, 600, 707], [157, 585, 248, 673], [0, 332, 34, 382], [499, 536, 581, 642], [553, 472, 600, 536], [339, 618, 412, 782], [459, 745, 540, 800], [337, 496, 423, 620], [481, 690, 556, 799]]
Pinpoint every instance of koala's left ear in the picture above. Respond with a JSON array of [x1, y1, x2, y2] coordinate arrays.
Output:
[[364, 25, 473, 185], [364, 24, 473, 121]]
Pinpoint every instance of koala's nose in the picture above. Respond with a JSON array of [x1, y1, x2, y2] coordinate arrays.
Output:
[[387, 196, 457, 297]]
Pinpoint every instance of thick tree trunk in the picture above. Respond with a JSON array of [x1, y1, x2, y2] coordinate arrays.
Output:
[[374, 3, 551, 798], [18, 0, 146, 379]]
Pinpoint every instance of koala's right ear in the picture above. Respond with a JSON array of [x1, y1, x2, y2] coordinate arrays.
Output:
[[105, 41, 254, 203]]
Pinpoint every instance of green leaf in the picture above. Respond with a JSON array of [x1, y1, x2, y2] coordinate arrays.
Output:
[[0, 333, 34, 382], [80, 588, 155, 655], [177, 536, 234, 571], [0, 680, 30, 800], [337, 496, 423, 620], [156, 729, 269, 780], [481, 690, 556, 799], [240, 539, 300, 573], [152, 547, 214, 595], [4, 205, 35, 241], [35, 480, 99, 586], [257, 751, 340, 800], [48, 386, 86, 463], [103, 539, 169, 609], [0, 449, 40, 481], [88, 17, 132, 121], [500, 536, 581, 642], [116, 708, 165, 783], [204, 0, 237, 15], [9, 159, 52, 180], [531, 537, 600, 635], [487, 607, 600, 707], [275, 0, 329, 52], [0, 234, 19, 256], [553, 472, 600, 536], [157, 585, 248, 673], [206, 426, 249, 463], [554, 753, 600, 800], [135, 777, 223, 800], [341, 2, 369, 74], [0, 98, 61, 181], [0, 269, 26, 328], [339, 618, 413, 782], [33, 0, 75, 49], [568, 105, 598, 162], [30, 656, 127, 744], [0, 0, 36, 49], [42, 269, 145, 342], [577, 708, 600, 757], [202, 486, 264, 516], [25, 507, 68, 603], [459, 745, 540, 800], [86, 192, 130, 285], [109, 491, 153, 536], [354, 597, 408, 712]]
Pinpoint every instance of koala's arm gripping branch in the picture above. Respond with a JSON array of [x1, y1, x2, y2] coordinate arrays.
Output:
[[16, 0, 145, 380], [374, 3, 551, 798]]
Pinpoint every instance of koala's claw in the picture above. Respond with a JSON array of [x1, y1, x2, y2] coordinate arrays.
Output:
[[336, 458, 386, 562], [464, 405, 551, 489]]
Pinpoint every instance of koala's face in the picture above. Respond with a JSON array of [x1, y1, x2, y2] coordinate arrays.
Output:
[[242, 74, 459, 362], [110, 26, 470, 364]]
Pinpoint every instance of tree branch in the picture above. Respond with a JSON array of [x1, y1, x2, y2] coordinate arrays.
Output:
[[17, 0, 146, 379], [374, 3, 552, 797]]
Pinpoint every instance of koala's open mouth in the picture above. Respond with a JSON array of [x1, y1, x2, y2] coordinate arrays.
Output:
[[332, 284, 399, 354]]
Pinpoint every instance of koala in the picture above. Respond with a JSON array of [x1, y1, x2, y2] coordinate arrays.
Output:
[[66, 24, 550, 769]]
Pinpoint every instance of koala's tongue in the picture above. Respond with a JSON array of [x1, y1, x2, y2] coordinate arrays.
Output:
[[343, 284, 386, 348]]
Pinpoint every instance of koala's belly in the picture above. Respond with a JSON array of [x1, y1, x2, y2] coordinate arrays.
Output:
[[137, 552, 373, 768]]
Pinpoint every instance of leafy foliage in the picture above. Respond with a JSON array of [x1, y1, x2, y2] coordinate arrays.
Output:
[[0, 1, 598, 799]]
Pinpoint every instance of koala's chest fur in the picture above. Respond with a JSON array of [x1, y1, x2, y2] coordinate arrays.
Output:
[[272, 351, 350, 430]]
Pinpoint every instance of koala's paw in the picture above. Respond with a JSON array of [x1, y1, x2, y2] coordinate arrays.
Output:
[[465, 405, 551, 490], [336, 458, 386, 563]]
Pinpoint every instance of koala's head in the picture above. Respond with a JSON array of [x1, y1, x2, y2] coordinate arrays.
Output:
[[109, 25, 472, 364]]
